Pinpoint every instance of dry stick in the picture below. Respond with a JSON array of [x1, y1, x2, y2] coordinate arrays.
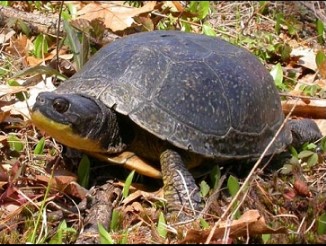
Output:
[[204, 98, 300, 244], [55, 1, 64, 72]]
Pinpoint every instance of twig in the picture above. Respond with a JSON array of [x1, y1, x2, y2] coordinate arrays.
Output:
[[55, 1, 64, 72]]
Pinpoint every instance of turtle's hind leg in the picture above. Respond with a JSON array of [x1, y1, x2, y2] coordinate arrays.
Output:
[[160, 149, 202, 219], [288, 119, 323, 148]]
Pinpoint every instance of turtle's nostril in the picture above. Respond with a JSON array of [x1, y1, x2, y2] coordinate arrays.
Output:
[[36, 95, 45, 105]]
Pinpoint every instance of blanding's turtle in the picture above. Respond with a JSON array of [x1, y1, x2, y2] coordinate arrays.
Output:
[[31, 30, 322, 214]]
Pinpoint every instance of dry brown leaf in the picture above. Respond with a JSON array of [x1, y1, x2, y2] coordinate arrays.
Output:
[[26, 46, 70, 67], [0, 108, 11, 123], [36, 167, 77, 190], [172, 1, 185, 12], [2, 203, 21, 214], [0, 135, 8, 142], [283, 188, 297, 201], [293, 179, 311, 197], [0, 84, 28, 122], [64, 181, 88, 200], [0, 29, 16, 44], [76, 1, 156, 32], [35, 174, 87, 199], [5, 34, 30, 58], [290, 47, 317, 71], [124, 201, 145, 213], [0, 78, 56, 120], [0, 181, 8, 189], [121, 189, 163, 206], [318, 60, 326, 79], [182, 210, 287, 243]]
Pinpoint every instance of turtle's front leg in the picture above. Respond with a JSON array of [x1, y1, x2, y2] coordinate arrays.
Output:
[[160, 149, 202, 217]]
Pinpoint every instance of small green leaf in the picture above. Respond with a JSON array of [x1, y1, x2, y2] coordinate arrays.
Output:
[[280, 164, 293, 175], [200, 180, 210, 197], [120, 233, 128, 244], [49, 220, 65, 244], [275, 13, 284, 34], [64, 20, 82, 70], [270, 63, 283, 88], [289, 156, 300, 165], [298, 150, 314, 159], [280, 43, 292, 62], [306, 142, 317, 150], [77, 154, 90, 188], [316, 19, 325, 44], [8, 134, 24, 152], [202, 23, 216, 37], [188, 1, 210, 20], [289, 146, 298, 158], [17, 19, 30, 36], [122, 170, 135, 198], [318, 213, 326, 235], [199, 218, 210, 229], [98, 223, 115, 244], [227, 175, 240, 198], [209, 164, 221, 190], [262, 233, 271, 244], [181, 22, 193, 33], [307, 153, 318, 167], [66, 2, 77, 19], [49, 220, 76, 244], [157, 211, 167, 239], [0, 1, 8, 6], [34, 34, 49, 58], [320, 137, 326, 152], [80, 32, 89, 67], [110, 209, 122, 232], [34, 137, 45, 155], [316, 50, 326, 68]]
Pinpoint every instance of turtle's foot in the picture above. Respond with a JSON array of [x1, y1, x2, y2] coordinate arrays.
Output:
[[288, 119, 323, 148], [160, 149, 202, 220]]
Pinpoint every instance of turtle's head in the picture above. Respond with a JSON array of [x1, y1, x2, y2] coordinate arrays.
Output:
[[31, 92, 124, 153]]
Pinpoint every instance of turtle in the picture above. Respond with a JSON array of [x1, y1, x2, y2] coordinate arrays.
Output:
[[30, 30, 322, 215]]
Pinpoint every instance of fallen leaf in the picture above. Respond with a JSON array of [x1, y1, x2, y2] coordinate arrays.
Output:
[[64, 181, 88, 199], [172, 1, 185, 12], [291, 47, 317, 71], [0, 108, 11, 123], [293, 179, 310, 197], [0, 29, 16, 44], [5, 34, 30, 58], [124, 201, 144, 213], [2, 203, 21, 214], [318, 60, 326, 79], [0, 181, 8, 189], [181, 210, 287, 243], [0, 77, 56, 121], [76, 1, 156, 32], [283, 188, 297, 201], [121, 189, 163, 206]]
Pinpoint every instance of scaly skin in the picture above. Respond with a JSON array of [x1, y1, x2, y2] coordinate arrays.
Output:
[[160, 149, 202, 218]]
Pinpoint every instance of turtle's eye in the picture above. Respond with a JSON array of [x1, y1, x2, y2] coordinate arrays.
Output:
[[53, 98, 69, 113]]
